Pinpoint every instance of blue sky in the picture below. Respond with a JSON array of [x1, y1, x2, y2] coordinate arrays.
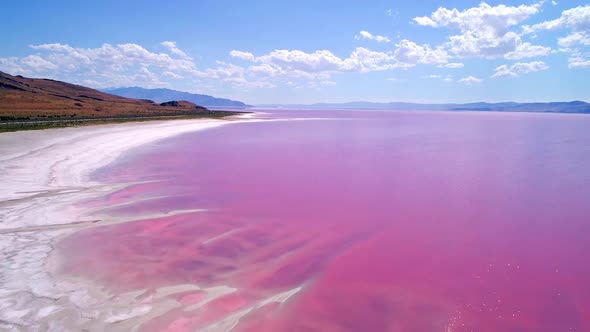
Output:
[[1, 0, 588, 104]]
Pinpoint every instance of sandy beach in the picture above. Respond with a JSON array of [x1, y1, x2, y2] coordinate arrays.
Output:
[[0, 117, 260, 331]]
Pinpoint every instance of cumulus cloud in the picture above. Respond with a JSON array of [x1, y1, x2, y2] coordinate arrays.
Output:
[[255, 49, 350, 73], [0, 57, 25, 74], [228, 43, 449, 86], [162, 71, 184, 79], [523, 5, 590, 69], [161, 41, 191, 59], [27, 42, 198, 74], [355, 30, 391, 43], [393, 39, 449, 64], [320, 80, 337, 86], [458, 75, 483, 84], [439, 62, 464, 68], [347, 47, 399, 71], [565, 49, 590, 68], [568, 56, 590, 68], [414, 2, 549, 59], [2, 37, 462, 91], [228, 41, 453, 83], [414, 2, 543, 29], [523, 5, 590, 33], [558, 32, 590, 47], [230, 50, 256, 61], [0, 41, 275, 89], [247, 63, 282, 78], [492, 61, 549, 78], [505, 42, 551, 59], [202, 61, 277, 89], [20, 55, 58, 71], [426, 74, 454, 82]]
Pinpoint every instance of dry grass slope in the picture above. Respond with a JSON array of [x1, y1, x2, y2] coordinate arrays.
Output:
[[0, 71, 209, 119]]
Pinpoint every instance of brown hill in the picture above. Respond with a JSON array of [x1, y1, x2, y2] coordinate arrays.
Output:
[[0, 71, 209, 119]]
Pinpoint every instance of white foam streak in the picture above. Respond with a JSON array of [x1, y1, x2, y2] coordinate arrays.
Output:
[[202, 286, 303, 332]]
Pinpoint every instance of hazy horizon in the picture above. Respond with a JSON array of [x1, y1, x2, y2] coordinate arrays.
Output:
[[103, 85, 590, 105]]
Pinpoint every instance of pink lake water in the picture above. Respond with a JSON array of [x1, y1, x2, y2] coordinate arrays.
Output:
[[59, 110, 590, 331]]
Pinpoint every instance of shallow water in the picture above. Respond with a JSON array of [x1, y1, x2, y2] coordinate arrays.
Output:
[[59, 110, 590, 331]]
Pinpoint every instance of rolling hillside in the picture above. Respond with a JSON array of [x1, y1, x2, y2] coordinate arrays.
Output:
[[0, 71, 210, 119]]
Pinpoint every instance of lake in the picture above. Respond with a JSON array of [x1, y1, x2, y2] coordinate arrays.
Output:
[[58, 110, 590, 331]]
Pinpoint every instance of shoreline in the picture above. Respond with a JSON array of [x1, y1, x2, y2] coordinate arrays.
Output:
[[0, 118, 233, 209], [0, 111, 248, 133], [0, 115, 260, 330]]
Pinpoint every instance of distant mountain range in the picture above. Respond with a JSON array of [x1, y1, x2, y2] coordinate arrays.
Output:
[[258, 101, 590, 114], [105, 87, 250, 108]]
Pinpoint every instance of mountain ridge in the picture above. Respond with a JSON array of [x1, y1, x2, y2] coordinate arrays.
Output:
[[105, 87, 250, 108], [256, 100, 590, 113]]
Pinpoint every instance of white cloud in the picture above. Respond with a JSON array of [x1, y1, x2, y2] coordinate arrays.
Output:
[[524, 5, 590, 33], [26, 42, 198, 74], [162, 71, 183, 79], [255, 49, 347, 73], [347, 47, 399, 71], [230, 50, 256, 61], [566, 49, 590, 68], [511, 60, 549, 73], [134, 66, 166, 85], [320, 80, 337, 86], [415, 2, 549, 59], [161, 41, 191, 59], [558, 47, 590, 69], [426, 74, 454, 82], [558, 32, 590, 47], [20, 42, 199, 82], [199, 61, 276, 89], [439, 62, 464, 68], [492, 65, 516, 77], [262, 47, 392, 73], [20, 55, 58, 71], [0, 57, 26, 74], [523, 5, 590, 70], [233, 42, 453, 83], [505, 42, 551, 59], [201, 62, 244, 80], [568, 56, 590, 68], [393, 39, 449, 64], [355, 30, 391, 43], [234, 47, 404, 81], [414, 2, 543, 30], [247, 63, 281, 77], [0, 41, 274, 89], [492, 61, 549, 78], [552, 1, 558, 5], [458, 75, 483, 84]]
